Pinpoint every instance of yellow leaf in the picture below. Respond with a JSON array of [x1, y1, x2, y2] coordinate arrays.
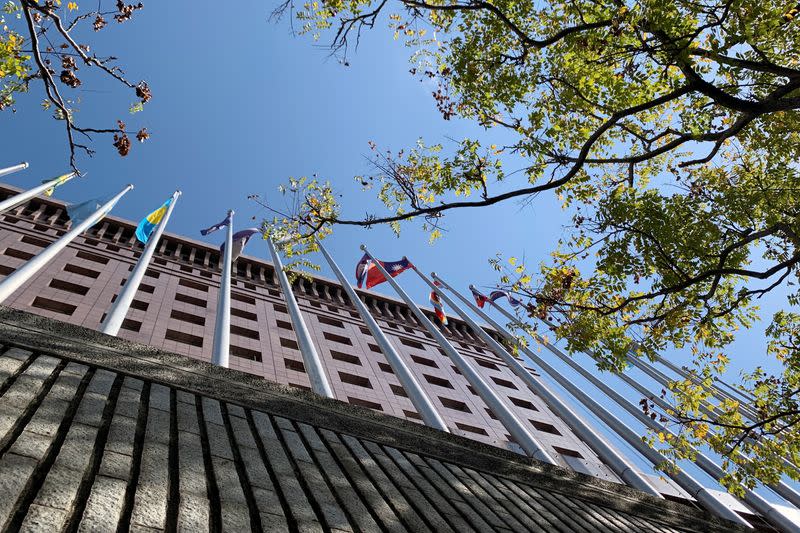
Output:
[[67, 1, 78, 10]]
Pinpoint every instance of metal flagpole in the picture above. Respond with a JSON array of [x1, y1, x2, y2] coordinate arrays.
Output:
[[0, 184, 133, 304], [211, 210, 234, 368], [0, 171, 76, 215], [101, 190, 181, 336], [438, 283, 751, 525], [486, 295, 799, 532], [360, 245, 557, 464], [317, 239, 449, 431], [430, 274, 662, 497], [0, 162, 29, 179], [268, 237, 334, 398]]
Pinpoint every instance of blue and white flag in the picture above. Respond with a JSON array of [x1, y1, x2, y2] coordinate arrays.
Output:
[[135, 197, 173, 244], [200, 212, 232, 236], [221, 228, 262, 262], [66, 196, 108, 226]]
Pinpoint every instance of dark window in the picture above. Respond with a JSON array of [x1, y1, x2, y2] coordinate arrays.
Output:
[[491, 376, 518, 390], [165, 329, 204, 347], [347, 397, 383, 411], [231, 324, 259, 340], [339, 372, 372, 389], [554, 446, 583, 458], [276, 320, 293, 331], [231, 345, 262, 362], [76, 250, 109, 264], [455, 422, 489, 436], [424, 374, 454, 389], [466, 386, 478, 396], [439, 397, 471, 413], [64, 263, 100, 279], [451, 365, 462, 375], [273, 303, 288, 314], [330, 350, 361, 365], [360, 326, 371, 335], [175, 292, 207, 308], [318, 316, 344, 328], [531, 420, 561, 435], [284, 358, 305, 372], [509, 397, 538, 411], [231, 307, 258, 321], [485, 408, 498, 420], [309, 301, 322, 308], [232, 292, 256, 305], [323, 331, 352, 346], [130, 299, 149, 311], [400, 338, 424, 350], [0, 265, 15, 276], [477, 360, 499, 370], [32, 296, 76, 316], [5, 248, 35, 261], [390, 384, 407, 397], [368, 343, 381, 353], [145, 269, 161, 279], [178, 278, 208, 292], [121, 319, 142, 332], [280, 337, 299, 350], [20, 235, 50, 248], [153, 258, 167, 265], [180, 265, 193, 273], [138, 283, 155, 294], [403, 410, 421, 420], [411, 355, 438, 368], [107, 244, 121, 252], [377, 362, 394, 374], [49, 278, 89, 296], [171, 309, 205, 326]]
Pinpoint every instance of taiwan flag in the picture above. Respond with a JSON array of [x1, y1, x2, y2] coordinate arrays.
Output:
[[355, 253, 413, 289]]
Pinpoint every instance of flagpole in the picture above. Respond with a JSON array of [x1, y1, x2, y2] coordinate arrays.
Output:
[[0, 171, 76, 215], [360, 246, 556, 464], [268, 237, 334, 398], [482, 291, 799, 531], [0, 162, 29, 179], [430, 274, 662, 497], [317, 239, 448, 430], [0, 184, 133, 304], [211, 210, 234, 368], [101, 190, 181, 336]]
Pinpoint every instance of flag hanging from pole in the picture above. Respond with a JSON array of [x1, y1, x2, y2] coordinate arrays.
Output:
[[355, 253, 413, 289], [430, 282, 448, 325], [66, 195, 111, 226], [200, 212, 232, 236], [42, 173, 72, 197], [472, 286, 524, 308], [135, 197, 173, 244], [221, 228, 262, 262]]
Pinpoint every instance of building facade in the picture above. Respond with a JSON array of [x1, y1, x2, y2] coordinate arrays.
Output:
[[0, 184, 630, 484]]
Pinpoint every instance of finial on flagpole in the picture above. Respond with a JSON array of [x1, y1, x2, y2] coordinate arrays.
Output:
[[359, 244, 367, 251], [21, 162, 29, 169], [228, 209, 235, 216]]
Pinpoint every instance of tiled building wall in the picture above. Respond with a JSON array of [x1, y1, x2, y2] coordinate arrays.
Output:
[[0, 186, 618, 481]]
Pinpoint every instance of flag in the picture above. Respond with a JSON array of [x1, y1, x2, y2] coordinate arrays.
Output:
[[221, 228, 262, 262], [472, 286, 524, 308], [42, 173, 72, 197], [471, 286, 490, 308], [135, 197, 173, 244], [355, 253, 413, 289], [66, 196, 108, 226], [200, 212, 232, 236], [430, 282, 448, 325]]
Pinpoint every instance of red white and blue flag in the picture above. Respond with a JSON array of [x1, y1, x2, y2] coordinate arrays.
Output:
[[472, 287, 523, 308], [429, 282, 448, 325], [355, 253, 413, 289]]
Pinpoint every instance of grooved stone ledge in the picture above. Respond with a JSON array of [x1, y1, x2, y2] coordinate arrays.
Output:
[[0, 307, 747, 532]]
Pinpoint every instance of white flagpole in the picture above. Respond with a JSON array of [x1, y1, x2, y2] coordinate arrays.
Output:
[[0, 184, 133, 303], [0, 171, 76, 215], [360, 246, 556, 464], [0, 162, 29, 179], [317, 239, 448, 430], [211, 210, 234, 368], [484, 292, 799, 531], [429, 274, 662, 497], [101, 190, 181, 336], [268, 237, 334, 398]]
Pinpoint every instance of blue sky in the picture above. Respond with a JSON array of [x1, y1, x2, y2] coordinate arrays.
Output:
[[2, 1, 796, 498]]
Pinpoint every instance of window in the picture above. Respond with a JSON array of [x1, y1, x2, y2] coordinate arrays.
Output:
[[20, 235, 50, 247], [403, 410, 421, 420], [360, 327, 371, 335], [477, 360, 499, 370], [323, 331, 352, 346], [338, 372, 372, 389], [530, 420, 561, 435], [509, 397, 538, 411], [309, 301, 322, 309], [273, 303, 288, 314], [49, 278, 89, 296], [485, 408, 498, 420], [455, 423, 489, 436], [377, 362, 394, 374], [138, 283, 155, 294], [145, 269, 161, 279], [32, 296, 76, 316], [231, 325, 259, 340], [347, 397, 383, 411], [5, 248, 35, 261], [76, 250, 109, 264], [451, 365, 462, 375], [153, 258, 167, 265], [318, 316, 344, 328], [466, 386, 478, 396], [411, 355, 438, 368], [330, 350, 361, 365], [130, 299, 149, 311], [554, 446, 583, 459], [231, 345, 262, 362], [368, 343, 381, 353], [280, 337, 299, 350], [439, 397, 471, 413], [230, 307, 257, 321], [232, 292, 256, 305], [491, 376, 518, 390], [121, 319, 142, 332], [424, 374, 453, 389], [276, 319, 293, 331], [178, 278, 208, 292], [171, 309, 205, 326], [165, 329, 204, 347], [107, 244, 121, 252], [400, 338, 424, 350], [175, 293, 206, 308], [390, 384, 407, 397], [284, 358, 305, 372], [0, 265, 15, 276]]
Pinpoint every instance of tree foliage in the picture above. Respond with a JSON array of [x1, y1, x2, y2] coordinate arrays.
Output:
[[1, 0, 149, 170], [266, 0, 800, 490]]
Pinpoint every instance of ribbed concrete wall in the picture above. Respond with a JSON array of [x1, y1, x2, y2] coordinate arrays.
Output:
[[0, 308, 746, 532]]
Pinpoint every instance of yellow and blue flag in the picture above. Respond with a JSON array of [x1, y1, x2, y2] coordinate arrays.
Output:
[[42, 173, 73, 197], [135, 197, 173, 244]]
